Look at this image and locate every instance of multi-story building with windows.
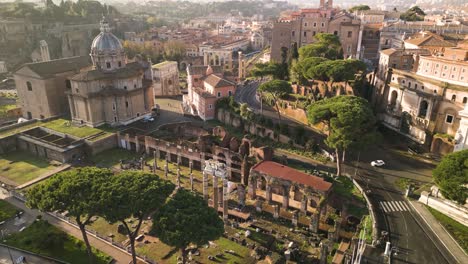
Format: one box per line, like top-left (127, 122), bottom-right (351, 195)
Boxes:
top-left (270, 0), bottom-right (361, 62)
top-left (372, 40), bottom-right (468, 154)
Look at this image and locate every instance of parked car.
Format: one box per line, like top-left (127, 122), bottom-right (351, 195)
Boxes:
top-left (371, 160), bottom-right (385, 167)
top-left (141, 116), bottom-right (154, 123)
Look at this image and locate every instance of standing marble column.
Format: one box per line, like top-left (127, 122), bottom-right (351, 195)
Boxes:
top-left (300, 196), bottom-right (308, 214)
top-left (282, 186), bottom-right (290, 209)
top-left (203, 171), bottom-right (209, 201)
top-left (273, 204), bottom-right (280, 219)
top-left (190, 173), bottom-right (194, 191)
top-left (222, 178), bottom-right (229, 222)
top-left (265, 182), bottom-right (272, 204)
top-left (213, 175), bottom-right (219, 211)
top-left (176, 168), bottom-right (181, 188)
top-left (189, 161), bottom-right (193, 173)
top-left (248, 177), bottom-right (256, 199)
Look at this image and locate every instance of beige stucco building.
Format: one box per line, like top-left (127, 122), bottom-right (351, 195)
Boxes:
top-left (67, 18), bottom-right (153, 127)
top-left (373, 41), bottom-right (468, 154)
top-left (14, 56), bottom-right (91, 120)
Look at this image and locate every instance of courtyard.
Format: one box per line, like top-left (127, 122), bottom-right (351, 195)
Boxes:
top-left (0, 150), bottom-right (57, 186)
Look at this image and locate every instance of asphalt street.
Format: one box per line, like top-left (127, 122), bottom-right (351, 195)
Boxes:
top-left (352, 154), bottom-right (456, 264)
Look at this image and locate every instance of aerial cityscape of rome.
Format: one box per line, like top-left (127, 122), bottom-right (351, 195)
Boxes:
top-left (0, 0), bottom-right (466, 263)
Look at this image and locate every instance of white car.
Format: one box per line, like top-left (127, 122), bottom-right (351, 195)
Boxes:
top-left (371, 160), bottom-right (385, 167)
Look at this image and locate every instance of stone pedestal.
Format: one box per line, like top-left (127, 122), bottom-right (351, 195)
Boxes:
top-left (273, 204), bottom-right (280, 219)
top-left (292, 211), bottom-right (299, 226)
top-left (255, 199), bottom-right (262, 213)
top-left (203, 172), bottom-right (208, 201)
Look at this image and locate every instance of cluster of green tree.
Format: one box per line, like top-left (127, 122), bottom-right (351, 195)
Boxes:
top-left (27, 167), bottom-right (224, 264)
top-left (307, 96), bottom-right (380, 176)
top-left (432, 150), bottom-right (468, 204)
top-left (0, 0), bottom-right (119, 24)
top-left (349, 5), bottom-right (370, 13)
top-left (400, 6), bottom-right (426, 21)
top-left (123, 40), bottom-right (187, 63)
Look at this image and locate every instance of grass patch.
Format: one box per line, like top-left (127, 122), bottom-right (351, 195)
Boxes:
top-left (0, 104), bottom-right (17, 116)
top-left (0, 199), bottom-right (18, 222)
top-left (333, 177), bottom-right (364, 202)
top-left (426, 206), bottom-right (468, 253)
top-left (42, 119), bottom-right (115, 139)
top-left (91, 148), bottom-right (137, 168)
top-left (5, 220), bottom-right (112, 264)
top-left (394, 178), bottom-right (414, 191)
top-left (0, 151), bottom-right (56, 185)
top-left (359, 215), bottom-right (373, 244)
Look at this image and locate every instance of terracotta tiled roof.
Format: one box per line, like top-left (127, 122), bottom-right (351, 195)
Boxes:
top-left (187, 65), bottom-right (223, 75)
top-left (405, 35), bottom-right (455, 47)
top-left (203, 74), bottom-right (235, 88)
top-left (16, 56), bottom-right (91, 79)
top-left (251, 161), bottom-right (332, 192)
top-left (70, 61), bottom-right (144, 81)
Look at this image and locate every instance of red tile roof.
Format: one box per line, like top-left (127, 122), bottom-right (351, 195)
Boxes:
top-left (251, 161), bottom-right (332, 192)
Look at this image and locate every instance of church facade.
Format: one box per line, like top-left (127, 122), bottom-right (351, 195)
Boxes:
top-left (67, 18), bottom-right (153, 127)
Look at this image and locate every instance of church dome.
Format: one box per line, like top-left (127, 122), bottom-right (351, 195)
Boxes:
top-left (91, 17), bottom-right (123, 54)
top-left (90, 17), bottom-right (126, 71)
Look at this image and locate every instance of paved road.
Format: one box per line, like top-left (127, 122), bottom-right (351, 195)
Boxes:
top-left (354, 160), bottom-right (456, 264)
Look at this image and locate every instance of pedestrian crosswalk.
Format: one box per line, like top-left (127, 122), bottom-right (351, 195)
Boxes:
top-left (379, 201), bottom-right (411, 213)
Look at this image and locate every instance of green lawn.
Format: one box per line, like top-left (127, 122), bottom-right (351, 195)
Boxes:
top-left (0, 199), bottom-right (18, 222)
top-left (359, 215), bottom-right (373, 244)
top-left (5, 220), bottom-right (112, 264)
top-left (0, 104), bottom-right (17, 117)
top-left (0, 151), bottom-right (56, 185)
top-left (333, 177), bottom-right (365, 202)
top-left (426, 206), bottom-right (468, 253)
top-left (42, 119), bottom-right (114, 139)
top-left (91, 148), bottom-right (139, 168)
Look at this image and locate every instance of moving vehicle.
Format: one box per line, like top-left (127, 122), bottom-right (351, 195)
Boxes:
top-left (371, 160), bottom-right (385, 167)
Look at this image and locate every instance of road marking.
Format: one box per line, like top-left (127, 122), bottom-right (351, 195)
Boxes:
top-left (394, 201), bottom-right (404, 211)
top-left (380, 201), bottom-right (411, 213)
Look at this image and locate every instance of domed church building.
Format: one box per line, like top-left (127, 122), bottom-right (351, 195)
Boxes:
top-left (67, 17), bottom-right (153, 127)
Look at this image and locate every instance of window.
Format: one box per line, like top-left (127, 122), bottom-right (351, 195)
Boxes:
top-left (75, 88), bottom-right (79, 93)
top-left (444, 66), bottom-right (447, 70)
top-left (112, 103), bottom-right (116, 110)
top-left (421, 86), bottom-right (424, 90)
top-left (118, 61), bottom-right (122, 67)
top-left (347, 31), bottom-right (352, 38)
top-left (124, 86), bottom-right (127, 90)
top-left (451, 75), bottom-right (455, 79)
top-left (313, 31), bottom-right (316, 36)
top-left (114, 117), bottom-right (117, 122)
top-left (106, 62), bottom-right (111, 69)
top-left (414, 84), bottom-right (418, 89)
top-left (26, 81), bottom-right (32, 91)
top-left (125, 101), bottom-right (129, 107)
top-left (228, 91), bottom-right (232, 96)
top-left (385, 39), bottom-right (389, 45)
top-left (313, 22), bottom-right (317, 27)
top-left (27, 112), bottom-right (32, 119)
top-left (321, 22), bottom-right (325, 27)
top-left (402, 80), bottom-right (405, 84)
top-left (209, 104), bottom-right (212, 109)
top-left (304, 31), bottom-right (307, 37)
top-left (292, 31), bottom-right (295, 37)
top-left (134, 84), bottom-right (137, 88)
top-left (445, 115), bottom-right (454, 124)
top-left (217, 92), bottom-right (221, 97)
top-left (451, 95), bottom-right (456, 102)
top-left (65, 80), bottom-right (71, 89)
top-left (408, 82), bottom-right (411, 88)
top-left (418, 100), bottom-right (429, 118)
top-left (433, 90), bottom-right (437, 94)
top-left (463, 97), bottom-right (467, 104)
top-left (333, 31), bottom-right (338, 35)
top-left (436, 64), bottom-right (439, 68)
top-left (137, 113), bottom-right (140, 117)
top-left (304, 23), bottom-right (308, 27)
